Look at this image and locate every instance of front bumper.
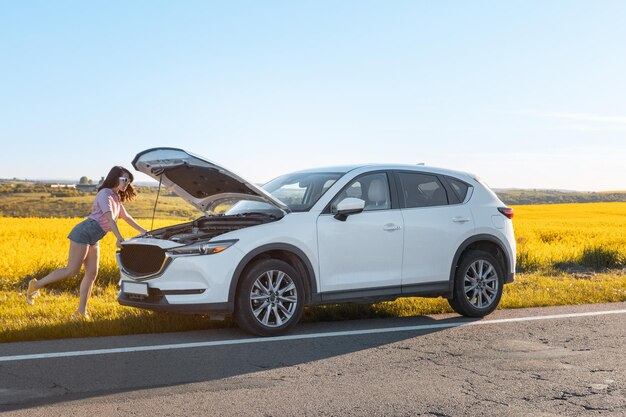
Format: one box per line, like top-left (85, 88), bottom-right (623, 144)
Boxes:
top-left (118, 290), bottom-right (233, 315)
top-left (116, 241), bottom-right (245, 314)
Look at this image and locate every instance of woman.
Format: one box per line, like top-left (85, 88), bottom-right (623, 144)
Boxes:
top-left (26, 166), bottom-right (147, 319)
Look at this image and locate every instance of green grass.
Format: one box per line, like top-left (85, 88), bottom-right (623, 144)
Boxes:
top-left (1, 286), bottom-right (234, 343)
top-left (579, 246), bottom-right (625, 269)
top-left (3, 272), bottom-right (626, 343)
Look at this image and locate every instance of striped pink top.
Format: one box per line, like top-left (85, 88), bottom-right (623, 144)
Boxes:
top-left (88, 188), bottom-right (128, 232)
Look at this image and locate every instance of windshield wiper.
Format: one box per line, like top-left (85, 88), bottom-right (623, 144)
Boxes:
top-left (235, 212), bottom-right (278, 220)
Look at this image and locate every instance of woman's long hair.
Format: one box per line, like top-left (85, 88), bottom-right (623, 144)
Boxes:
top-left (97, 166), bottom-right (137, 202)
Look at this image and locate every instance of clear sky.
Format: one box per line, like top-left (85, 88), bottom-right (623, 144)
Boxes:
top-left (1, 1), bottom-right (625, 190)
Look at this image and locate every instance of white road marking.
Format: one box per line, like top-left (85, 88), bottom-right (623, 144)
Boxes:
top-left (1, 309), bottom-right (625, 362)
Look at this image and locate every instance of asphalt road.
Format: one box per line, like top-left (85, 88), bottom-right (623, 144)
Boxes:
top-left (1, 302), bottom-right (625, 416)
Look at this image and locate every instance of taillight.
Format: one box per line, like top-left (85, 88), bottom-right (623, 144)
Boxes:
top-left (498, 207), bottom-right (514, 219)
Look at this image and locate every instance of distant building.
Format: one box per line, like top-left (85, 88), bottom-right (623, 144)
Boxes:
top-left (75, 177), bottom-right (104, 192)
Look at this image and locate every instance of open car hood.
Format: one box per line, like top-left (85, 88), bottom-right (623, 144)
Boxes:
top-left (132, 148), bottom-right (289, 213)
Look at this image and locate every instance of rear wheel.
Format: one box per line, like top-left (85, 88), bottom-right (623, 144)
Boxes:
top-left (448, 250), bottom-right (504, 317)
top-left (234, 259), bottom-right (305, 336)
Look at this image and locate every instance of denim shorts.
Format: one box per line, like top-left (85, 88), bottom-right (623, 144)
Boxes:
top-left (68, 218), bottom-right (107, 246)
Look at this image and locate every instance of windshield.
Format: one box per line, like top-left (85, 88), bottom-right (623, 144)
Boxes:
top-left (225, 200), bottom-right (284, 217)
top-left (262, 172), bottom-right (343, 212)
top-left (214, 171), bottom-right (344, 216)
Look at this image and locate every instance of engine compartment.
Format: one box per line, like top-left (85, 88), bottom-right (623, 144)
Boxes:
top-left (144, 214), bottom-right (280, 244)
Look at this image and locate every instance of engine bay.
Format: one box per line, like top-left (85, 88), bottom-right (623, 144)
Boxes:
top-left (144, 214), bottom-right (280, 244)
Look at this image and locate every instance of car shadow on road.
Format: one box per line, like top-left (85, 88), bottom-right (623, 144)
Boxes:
top-left (0, 314), bottom-right (481, 412)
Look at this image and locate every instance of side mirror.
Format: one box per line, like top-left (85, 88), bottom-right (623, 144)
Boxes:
top-left (333, 198), bottom-right (365, 221)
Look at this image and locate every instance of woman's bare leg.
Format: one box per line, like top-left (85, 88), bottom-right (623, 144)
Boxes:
top-left (34, 241), bottom-right (89, 290)
top-left (77, 244), bottom-right (100, 315)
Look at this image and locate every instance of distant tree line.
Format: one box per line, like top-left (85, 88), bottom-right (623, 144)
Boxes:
top-left (0, 183), bottom-right (49, 194)
top-left (0, 182), bottom-right (88, 197)
top-left (496, 190), bottom-right (626, 205)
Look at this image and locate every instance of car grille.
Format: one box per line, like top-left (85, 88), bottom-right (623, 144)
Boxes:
top-left (119, 244), bottom-right (167, 277)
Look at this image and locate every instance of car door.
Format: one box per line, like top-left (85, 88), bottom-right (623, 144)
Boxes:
top-left (396, 171), bottom-right (475, 288)
top-left (316, 172), bottom-right (404, 293)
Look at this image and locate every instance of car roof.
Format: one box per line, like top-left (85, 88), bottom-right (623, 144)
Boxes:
top-left (287, 163), bottom-right (475, 181)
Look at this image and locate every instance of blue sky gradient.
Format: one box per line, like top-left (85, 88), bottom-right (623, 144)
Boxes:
top-left (1, 1), bottom-right (625, 190)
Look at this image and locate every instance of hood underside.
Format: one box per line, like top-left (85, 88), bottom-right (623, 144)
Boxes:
top-left (132, 148), bottom-right (289, 213)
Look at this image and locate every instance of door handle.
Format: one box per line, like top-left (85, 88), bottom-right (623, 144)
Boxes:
top-left (452, 217), bottom-right (470, 223)
top-left (383, 223), bottom-right (402, 231)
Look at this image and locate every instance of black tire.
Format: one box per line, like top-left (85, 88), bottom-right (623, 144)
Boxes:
top-left (234, 258), bottom-right (305, 336)
top-left (448, 250), bottom-right (504, 317)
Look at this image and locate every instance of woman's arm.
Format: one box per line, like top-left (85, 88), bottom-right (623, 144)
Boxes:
top-left (119, 204), bottom-right (148, 235)
top-left (104, 212), bottom-right (125, 248)
top-left (123, 214), bottom-right (148, 235)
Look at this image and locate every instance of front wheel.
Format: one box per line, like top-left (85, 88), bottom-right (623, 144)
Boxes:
top-left (447, 250), bottom-right (504, 317)
top-left (234, 259), bottom-right (305, 336)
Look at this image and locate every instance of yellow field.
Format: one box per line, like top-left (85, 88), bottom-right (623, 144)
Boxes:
top-left (0, 217), bottom-right (181, 290)
top-left (2, 202), bottom-right (626, 342)
top-left (513, 202), bottom-right (626, 270)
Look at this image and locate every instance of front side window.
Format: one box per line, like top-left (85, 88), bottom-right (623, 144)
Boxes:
top-left (331, 173), bottom-right (391, 212)
top-left (399, 172), bottom-right (448, 208)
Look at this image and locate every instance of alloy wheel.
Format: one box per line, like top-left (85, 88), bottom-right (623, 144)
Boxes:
top-left (249, 269), bottom-right (298, 327)
top-left (463, 259), bottom-right (499, 309)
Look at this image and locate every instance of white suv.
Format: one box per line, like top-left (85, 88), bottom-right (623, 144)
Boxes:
top-left (117, 148), bottom-right (516, 336)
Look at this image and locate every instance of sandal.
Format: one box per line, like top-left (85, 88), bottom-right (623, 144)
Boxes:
top-left (71, 310), bottom-right (91, 320)
top-left (26, 278), bottom-right (39, 305)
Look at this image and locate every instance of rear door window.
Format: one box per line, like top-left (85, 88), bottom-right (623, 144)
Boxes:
top-left (398, 173), bottom-right (448, 208)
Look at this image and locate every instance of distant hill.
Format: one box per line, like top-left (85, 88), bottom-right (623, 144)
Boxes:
top-left (0, 182), bottom-right (195, 219)
top-left (494, 189), bottom-right (626, 205)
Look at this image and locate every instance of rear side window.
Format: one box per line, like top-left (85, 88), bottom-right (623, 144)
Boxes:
top-left (445, 176), bottom-right (470, 203)
top-left (398, 173), bottom-right (448, 208)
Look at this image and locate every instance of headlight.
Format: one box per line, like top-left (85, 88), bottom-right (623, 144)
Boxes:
top-left (166, 240), bottom-right (238, 256)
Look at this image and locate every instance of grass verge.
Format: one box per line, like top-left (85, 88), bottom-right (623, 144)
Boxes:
top-left (3, 271), bottom-right (626, 343)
